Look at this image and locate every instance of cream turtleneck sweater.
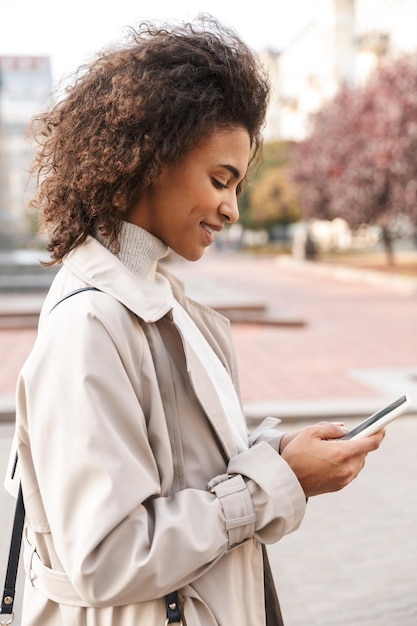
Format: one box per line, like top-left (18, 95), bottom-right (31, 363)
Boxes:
top-left (99, 221), bottom-right (248, 452)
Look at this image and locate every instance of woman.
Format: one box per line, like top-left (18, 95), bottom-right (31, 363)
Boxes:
top-left (9, 16), bottom-right (384, 625)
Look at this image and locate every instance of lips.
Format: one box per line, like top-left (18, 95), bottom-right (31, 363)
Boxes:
top-left (201, 223), bottom-right (215, 236)
top-left (201, 223), bottom-right (214, 245)
top-left (202, 221), bottom-right (223, 234)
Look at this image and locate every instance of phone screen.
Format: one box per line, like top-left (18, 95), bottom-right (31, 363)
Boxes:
top-left (340, 395), bottom-right (408, 440)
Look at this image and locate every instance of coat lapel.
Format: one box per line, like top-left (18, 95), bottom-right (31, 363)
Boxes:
top-left (177, 331), bottom-right (238, 460)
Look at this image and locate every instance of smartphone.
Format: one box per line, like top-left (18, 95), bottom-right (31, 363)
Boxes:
top-left (340, 394), bottom-right (411, 440)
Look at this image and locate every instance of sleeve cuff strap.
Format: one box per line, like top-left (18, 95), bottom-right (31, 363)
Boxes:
top-left (208, 474), bottom-right (256, 548)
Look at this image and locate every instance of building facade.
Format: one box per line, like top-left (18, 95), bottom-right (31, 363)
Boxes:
top-left (263, 0), bottom-right (417, 141)
top-left (0, 55), bottom-right (51, 247)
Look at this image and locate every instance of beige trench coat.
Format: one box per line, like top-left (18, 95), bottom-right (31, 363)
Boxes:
top-left (10, 236), bottom-right (306, 625)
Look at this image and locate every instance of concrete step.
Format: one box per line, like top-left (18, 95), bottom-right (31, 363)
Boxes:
top-left (0, 292), bottom-right (306, 328)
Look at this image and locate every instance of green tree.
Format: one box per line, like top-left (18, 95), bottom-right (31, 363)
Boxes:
top-left (250, 167), bottom-right (300, 230)
top-left (240, 141), bottom-right (301, 235)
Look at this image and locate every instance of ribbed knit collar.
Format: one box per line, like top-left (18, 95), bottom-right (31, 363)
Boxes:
top-left (97, 221), bottom-right (169, 283)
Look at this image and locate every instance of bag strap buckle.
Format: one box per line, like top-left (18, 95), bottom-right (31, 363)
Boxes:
top-left (0, 611), bottom-right (15, 625)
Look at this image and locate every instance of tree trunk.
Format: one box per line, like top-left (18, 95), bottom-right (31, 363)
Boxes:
top-left (381, 226), bottom-right (395, 265)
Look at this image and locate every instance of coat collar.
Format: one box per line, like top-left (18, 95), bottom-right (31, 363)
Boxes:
top-left (63, 236), bottom-right (173, 322)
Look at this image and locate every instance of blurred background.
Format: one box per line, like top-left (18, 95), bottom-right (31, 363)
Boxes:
top-left (1, 0), bottom-right (417, 283)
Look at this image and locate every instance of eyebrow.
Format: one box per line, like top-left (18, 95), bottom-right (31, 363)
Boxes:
top-left (219, 164), bottom-right (242, 179)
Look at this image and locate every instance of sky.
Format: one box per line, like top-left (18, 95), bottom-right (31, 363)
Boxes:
top-left (0, 0), bottom-right (316, 84)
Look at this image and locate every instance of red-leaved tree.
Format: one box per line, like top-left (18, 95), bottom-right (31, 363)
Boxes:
top-left (291, 54), bottom-right (417, 262)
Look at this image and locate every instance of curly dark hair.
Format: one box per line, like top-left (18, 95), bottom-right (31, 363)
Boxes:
top-left (28, 15), bottom-right (270, 263)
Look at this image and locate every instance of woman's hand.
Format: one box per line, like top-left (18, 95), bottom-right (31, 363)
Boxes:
top-left (280, 422), bottom-right (385, 498)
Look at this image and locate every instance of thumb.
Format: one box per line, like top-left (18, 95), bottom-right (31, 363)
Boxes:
top-left (314, 421), bottom-right (349, 440)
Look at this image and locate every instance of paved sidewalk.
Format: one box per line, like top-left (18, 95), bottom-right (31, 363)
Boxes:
top-left (2, 251), bottom-right (417, 421)
top-left (171, 251), bottom-right (417, 422)
top-left (1, 252), bottom-right (417, 625)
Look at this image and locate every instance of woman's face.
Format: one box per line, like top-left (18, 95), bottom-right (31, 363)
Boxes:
top-left (127, 127), bottom-right (251, 261)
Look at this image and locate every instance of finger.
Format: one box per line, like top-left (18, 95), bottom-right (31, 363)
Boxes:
top-left (313, 422), bottom-right (349, 439)
top-left (345, 431), bottom-right (385, 454)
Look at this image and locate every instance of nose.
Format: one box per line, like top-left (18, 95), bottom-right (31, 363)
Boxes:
top-left (219, 193), bottom-right (239, 224)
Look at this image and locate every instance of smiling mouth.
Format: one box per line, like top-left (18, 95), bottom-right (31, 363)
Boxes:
top-left (201, 223), bottom-right (215, 236)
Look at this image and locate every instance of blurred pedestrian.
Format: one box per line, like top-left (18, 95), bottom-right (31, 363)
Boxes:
top-left (7, 15), bottom-right (384, 626)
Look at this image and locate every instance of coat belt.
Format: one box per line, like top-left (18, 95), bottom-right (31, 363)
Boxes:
top-left (24, 527), bottom-right (88, 608)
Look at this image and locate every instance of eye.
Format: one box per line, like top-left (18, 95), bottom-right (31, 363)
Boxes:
top-left (212, 178), bottom-right (229, 190)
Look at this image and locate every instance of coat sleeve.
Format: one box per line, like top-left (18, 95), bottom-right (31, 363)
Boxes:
top-left (17, 294), bottom-right (305, 608)
top-left (248, 415), bottom-right (286, 452)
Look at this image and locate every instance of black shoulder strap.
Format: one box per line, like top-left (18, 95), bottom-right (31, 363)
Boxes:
top-left (1, 483), bottom-right (25, 617)
top-left (49, 287), bottom-right (101, 313)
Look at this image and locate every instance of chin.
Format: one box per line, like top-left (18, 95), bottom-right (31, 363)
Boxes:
top-left (190, 250), bottom-right (206, 262)
top-left (176, 248), bottom-right (205, 262)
